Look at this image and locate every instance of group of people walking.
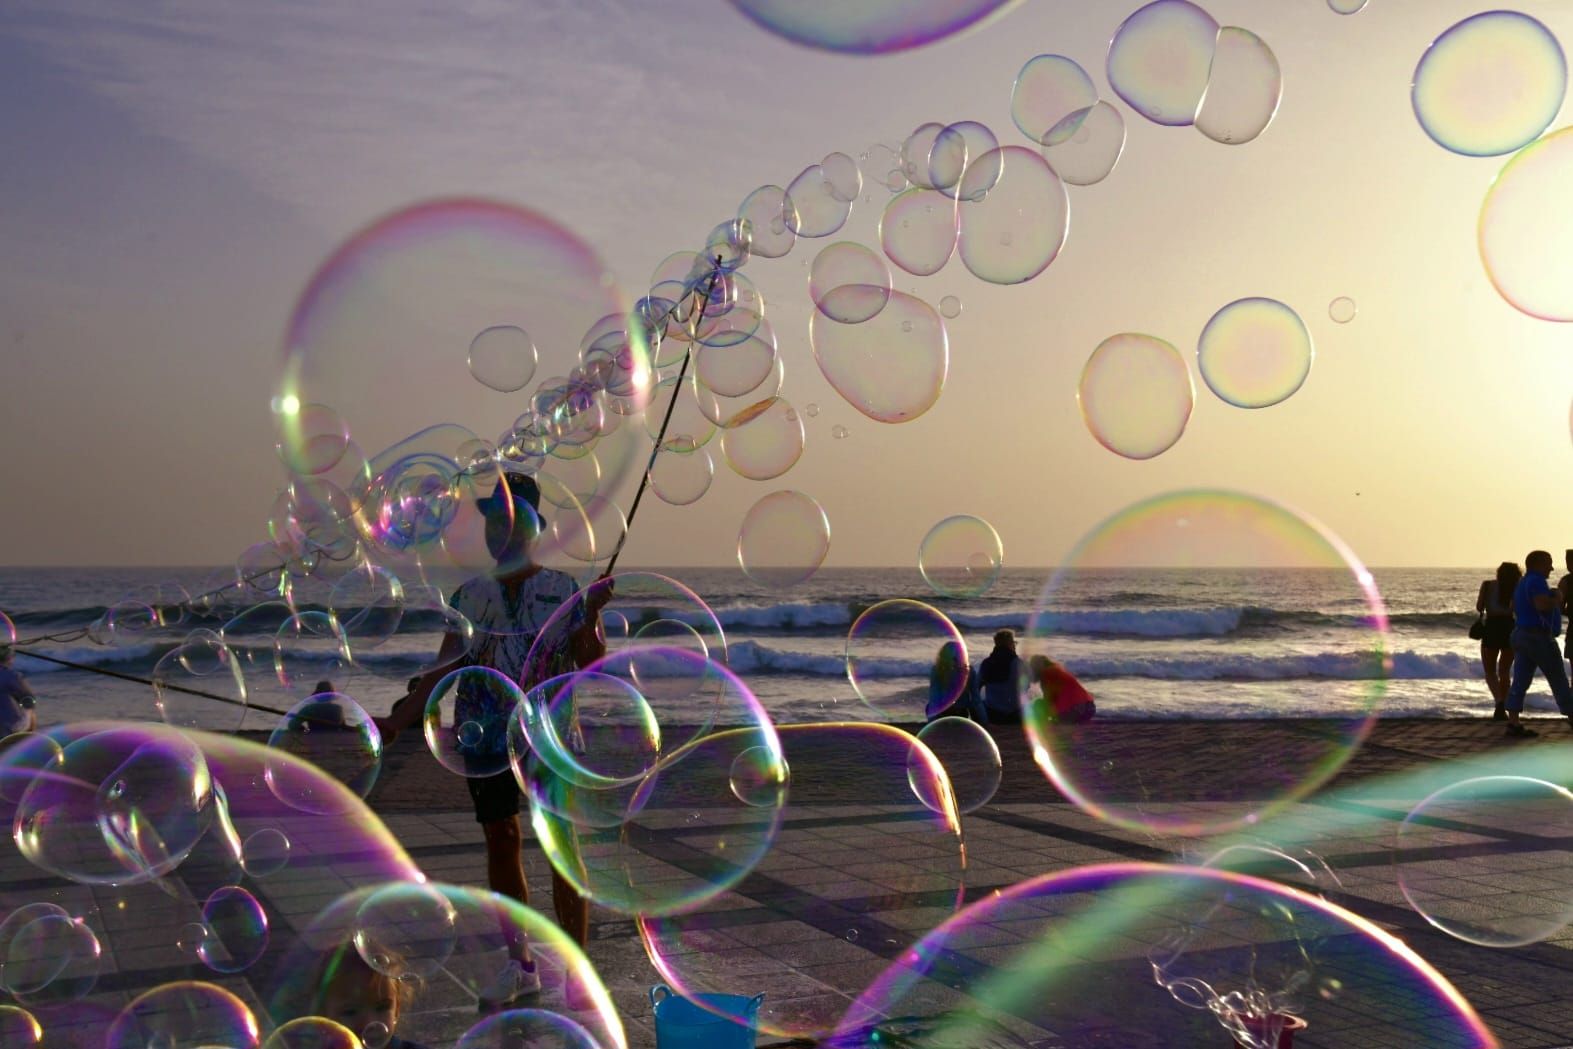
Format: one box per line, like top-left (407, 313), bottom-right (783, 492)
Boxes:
top-left (929, 629), bottom-right (1095, 726)
top-left (1475, 549), bottom-right (1573, 737)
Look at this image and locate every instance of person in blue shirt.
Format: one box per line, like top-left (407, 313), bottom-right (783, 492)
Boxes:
top-left (1505, 550), bottom-right (1573, 737)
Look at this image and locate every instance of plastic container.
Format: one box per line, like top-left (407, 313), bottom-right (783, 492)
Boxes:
top-left (650, 984), bottom-right (764, 1049)
top-left (1233, 1014), bottom-right (1308, 1048)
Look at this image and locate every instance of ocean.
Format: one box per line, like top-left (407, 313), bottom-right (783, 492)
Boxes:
top-left (0, 564), bottom-right (1537, 733)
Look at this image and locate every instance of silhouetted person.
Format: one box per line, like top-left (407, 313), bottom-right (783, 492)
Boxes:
top-left (927, 640), bottom-right (983, 721)
top-left (1475, 561), bottom-right (1520, 720)
top-left (975, 630), bottom-right (1025, 725)
top-left (1505, 550), bottom-right (1573, 737)
top-left (0, 646), bottom-right (38, 737)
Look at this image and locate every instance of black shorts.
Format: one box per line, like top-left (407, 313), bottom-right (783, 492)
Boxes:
top-left (466, 768), bottom-right (521, 824)
top-left (986, 706), bottom-right (1022, 725)
top-left (1484, 616), bottom-right (1514, 650)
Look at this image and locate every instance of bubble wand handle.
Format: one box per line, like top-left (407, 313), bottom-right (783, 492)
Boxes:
top-left (601, 257), bottom-right (723, 577)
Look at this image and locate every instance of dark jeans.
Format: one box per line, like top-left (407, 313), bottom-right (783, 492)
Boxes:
top-left (1507, 628), bottom-right (1573, 715)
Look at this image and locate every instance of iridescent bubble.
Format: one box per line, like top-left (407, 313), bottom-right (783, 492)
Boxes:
top-left (275, 402), bottom-right (352, 477)
top-left (1478, 125), bottom-right (1573, 321)
top-left (836, 863), bottom-right (1494, 1048)
top-left (933, 120), bottom-right (1001, 201)
top-left (1413, 11), bottom-right (1567, 157)
top-left (696, 353), bottom-right (784, 428)
top-left (1022, 489), bottom-right (1388, 836)
top-left (328, 561), bottom-right (404, 651)
top-left (1196, 26), bottom-right (1282, 146)
top-left (913, 716), bottom-right (1001, 814)
top-left (644, 374), bottom-right (718, 451)
top-left (938, 294), bottom-right (961, 318)
top-left (1329, 0), bottom-right (1366, 11)
top-left (515, 670), bottom-right (662, 791)
top-left (737, 490), bottom-right (832, 588)
top-left (273, 611), bottom-right (354, 698)
top-left (641, 722), bottom-right (963, 1043)
top-left (1397, 776), bottom-right (1573, 947)
top-left (266, 692), bottom-right (383, 814)
top-left (705, 217), bottom-right (753, 272)
top-left (848, 600), bottom-right (968, 721)
top-left (1196, 297), bottom-right (1314, 408)
top-left (725, 0), bottom-right (1020, 54)
top-left (1078, 332), bottom-right (1195, 459)
top-left (900, 122), bottom-right (946, 189)
top-left (650, 443), bottom-right (715, 506)
top-left (467, 325), bottom-right (538, 393)
top-left (423, 666), bottom-right (523, 779)
top-left (196, 886), bottom-right (269, 974)
top-left (1329, 295), bottom-right (1357, 323)
top-left (0, 906), bottom-right (100, 1002)
top-left (456, 1009), bottom-right (603, 1049)
top-left (695, 314), bottom-right (777, 397)
top-left (718, 396), bottom-right (806, 481)
top-left (918, 514), bottom-right (1004, 598)
top-left (879, 188), bottom-right (958, 276)
top-left (1106, 0), bottom-right (1220, 126)
top-left (1011, 54), bottom-right (1098, 145)
top-left (263, 1017), bottom-right (361, 1049)
top-left (809, 241), bottom-right (892, 323)
top-left (738, 185), bottom-right (796, 259)
top-left (832, 424), bottom-right (849, 439)
top-left (729, 745), bottom-right (790, 807)
top-left (105, 981), bottom-right (261, 1049)
top-left (352, 882), bottom-right (459, 981)
top-left (956, 146), bottom-right (1069, 284)
top-left (785, 164), bottom-right (851, 239)
top-left (0, 1006), bottom-right (42, 1047)
top-left (241, 827), bottom-right (292, 878)
top-left (821, 151), bottom-right (863, 202)
top-left (152, 630), bottom-right (248, 733)
top-left (810, 291), bottom-right (948, 423)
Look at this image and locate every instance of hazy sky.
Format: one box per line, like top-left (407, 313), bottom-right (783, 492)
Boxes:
top-left (2, 0), bottom-right (1571, 570)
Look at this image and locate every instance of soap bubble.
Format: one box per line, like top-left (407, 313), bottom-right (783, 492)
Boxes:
top-left (1106, 0), bottom-right (1220, 126)
top-left (718, 397), bottom-right (806, 481)
top-left (696, 354), bottom-right (784, 428)
top-left (1329, 0), bottom-right (1367, 12)
top-left (152, 630), bottom-right (249, 733)
top-left (725, 0), bottom-right (1020, 54)
top-left (266, 692), bottom-right (383, 814)
top-left (836, 863), bottom-right (1493, 1048)
top-left (263, 1017), bottom-right (361, 1049)
top-left (932, 120), bottom-right (1001, 202)
top-left (1078, 332), bottom-right (1194, 459)
top-left (274, 611), bottom-right (355, 698)
top-left (1011, 54), bottom-right (1098, 145)
top-left (276, 402), bottom-right (353, 477)
top-left (810, 291), bottom-right (948, 423)
top-left (650, 443), bottom-right (715, 506)
top-left (695, 314), bottom-right (777, 397)
top-left (350, 882), bottom-right (458, 982)
top-left (738, 490), bottom-right (832, 588)
top-left (918, 514), bottom-right (1004, 598)
top-left (1195, 26), bottom-right (1282, 146)
top-left (809, 241), bottom-right (892, 324)
top-left (641, 722), bottom-right (963, 1043)
top-left (515, 670), bottom-right (661, 791)
top-left (328, 562), bottom-right (405, 650)
top-left (785, 164), bottom-right (851, 239)
top-left (643, 375), bottom-right (718, 452)
top-left (832, 424), bottom-right (850, 439)
top-left (1196, 297), bottom-right (1314, 408)
top-left (1413, 11), bottom-right (1566, 157)
top-left (456, 1009), bottom-right (603, 1049)
top-left (468, 325), bottom-right (538, 392)
top-left (241, 827), bottom-right (292, 878)
top-left (0, 1006), bottom-right (41, 1046)
top-left (848, 599), bottom-right (969, 720)
top-left (1329, 296), bottom-right (1357, 323)
top-left (913, 716), bottom-right (1000, 814)
top-left (1044, 100), bottom-right (1127, 178)
top-left (1478, 125), bottom-right (1573, 321)
top-left (738, 185), bottom-right (796, 259)
top-left (1397, 776), bottom-right (1573, 947)
top-left (900, 123), bottom-right (946, 189)
top-left (424, 666), bottom-right (524, 779)
top-left (196, 886), bottom-right (269, 974)
top-left (878, 188), bottom-right (958, 276)
top-left (1023, 489), bottom-right (1388, 836)
top-left (938, 295), bottom-right (961, 318)
top-left (821, 151), bottom-right (863, 202)
top-left (105, 981), bottom-right (261, 1049)
top-left (0, 904), bottom-right (101, 1002)
top-left (729, 745), bottom-right (790, 807)
top-left (957, 146), bottom-right (1069, 284)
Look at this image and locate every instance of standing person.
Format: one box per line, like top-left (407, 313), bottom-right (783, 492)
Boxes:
top-left (0, 646), bottom-right (38, 737)
top-left (1504, 549), bottom-right (1573, 737)
top-left (975, 630), bottom-right (1026, 725)
top-left (374, 472), bottom-right (610, 1009)
top-left (1558, 550), bottom-right (1573, 681)
top-left (1475, 562), bottom-right (1520, 720)
top-left (927, 641), bottom-right (983, 721)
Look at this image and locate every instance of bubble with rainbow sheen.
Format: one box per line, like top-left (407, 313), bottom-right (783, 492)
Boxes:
top-left (918, 514), bottom-right (1003, 598)
top-left (726, 0), bottom-right (1020, 54)
top-left (913, 716), bottom-right (1000, 813)
top-left (784, 163), bottom-right (851, 239)
top-left (266, 691), bottom-right (383, 814)
top-left (931, 120), bottom-right (1001, 202)
top-left (1195, 26), bottom-right (1282, 146)
top-left (0, 903), bottom-right (101, 1004)
top-left (263, 1016), bottom-right (361, 1049)
top-left (278, 198), bottom-right (637, 497)
top-left (728, 744), bottom-right (790, 807)
top-left (901, 122), bottom-right (946, 190)
top-left (1329, 295), bottom-right (1357, 323)
top-left (1022, 489), bottom-right (1388, 837)
top-left (1413, 11), bottom-right (1566, 158)
top-left (1196, 297), bottom-right (1313, 409)
top-left (717, 396), bottom-right (805, 482)
top-left (1041, 99), bottom-right (1127, 185)
top-left (737, 489), bottom-right (832, 589)
top-left (152, 629), bottom-right (248, 733)
top-left (649, 443), bottom-right (714, 506)
top-left (641, 721), bottom-right (964, 1043)
top-left (457, 1008), bottom-right (604, 1049)
top-left (467, 324), bottom-right (537, 393)
top-left (1478, 125), bottom-right (1573, 321)
top-left (1397, 775), bottom-right (1573, 947)
top-left (423, 666), bottom-right (523, 779)
top-left (275, 402), bottom-right (352, 478)
top-left (0, 1005), bottom-right (42, 1047)
top-left (106, 981), bottom-right (261, 1049)
top-left (695, 312), bottom-right (777, 398)
top-left (1012, 54), bottom-right (1098, 145)
top-left (1106, 0), bottom-right (1220, 127)
top-left (195, 886), bottom-right (269, 975)
top-left (1078, 332), bottom-right (1194, 459)
top-left (737, 184), bottom-right (796, 259)
top-left (809, 241), bottom-right (892, 324)
top-left (878, 187), bottom-right (958, 276)
top-left (528, 652), bottom-right (786, 918)
top-left (810, 291), bottom-right (948, 423)
top-left (513, 670), bottom-right (662, 792)
top-left (848, 599), bottom-right (970, 721)
top-left (831, 863), bottom-right (1496, 1048)
top-left (956, 146), bottom-right (1069, 285)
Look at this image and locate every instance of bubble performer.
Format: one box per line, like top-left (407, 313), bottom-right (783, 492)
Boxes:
top-left (373, 471), bottom-right (612, 1010)
top-left (0, 644), bottom-right (38, 736)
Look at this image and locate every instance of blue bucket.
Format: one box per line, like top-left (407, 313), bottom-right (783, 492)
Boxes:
top-left (650, 983), bottom-right (764, 1049)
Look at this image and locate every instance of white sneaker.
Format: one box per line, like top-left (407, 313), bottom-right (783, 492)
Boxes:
top-left (476, 959), bottom-right (542, 1012)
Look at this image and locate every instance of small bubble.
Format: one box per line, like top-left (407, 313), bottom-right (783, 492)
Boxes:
top-left (832, 425), bottom-right (850, 439)
top-left (845, 929), bottom-right (860, 942)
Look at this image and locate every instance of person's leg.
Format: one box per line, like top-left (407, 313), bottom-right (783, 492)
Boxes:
top-left (1496, 648), bottom-right (1514, 711)
top-left (1529, 634), bottom-right (1573, 717)
top-left (1505, 631), bottom-right (1537, 726)
top-left (1480, 642), bottom-right (1505, 707)
top-left (481, 815), bottom-right (535, 966)
top-left (549, 865), bottom-right (589, 948)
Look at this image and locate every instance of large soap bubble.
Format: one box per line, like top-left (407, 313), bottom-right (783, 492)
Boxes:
top-left (832, 863), bottom-right (1495, 1048)
top-left (718, 396), bottom-right (806, 481)
top-left (266, 691), bottom-right (383, 814)
top-left (1078, 332), bottom-right (1195, 459)
top-left (956, 146), bottom-right (1069, 284)
top-left (918, 514), bottom-right (1003, 598)
top-left (1478, 125), bottom-right (1573, 321)
top-left (1022, 489), bottom-right (1388, 836)
top-left (725, 0), bottom-right (1020, 55)
top-left (1196, 297), bottom-right (1314, 408)
top-left (1195, 26), bottom-right (1282, 146)
top-left (913, 716), bottom-right (1000, 814)
top-left (423, 666), bottom-right (523, 779)
top-left (848, 599), bottom-right (969, 720)
top-left (106, 981), bottom-right (261, 1049)
top-left (810, 291), bottom-right (948, 422)
top-left (809, 241), bottom-right (892, 324)
top-left (1412, 11), bottom-right (1566, 157)
top-left (737, 490), bottom-right (832, 588)
top-left (1106, 0), bottom-right (1220, 126)
top-left (1011, 54), bottom-right (1097, 145)
top-left (1041, 100), bottom-right (1127, 186)
top-left (152, 629), bottom-right (249, 733)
